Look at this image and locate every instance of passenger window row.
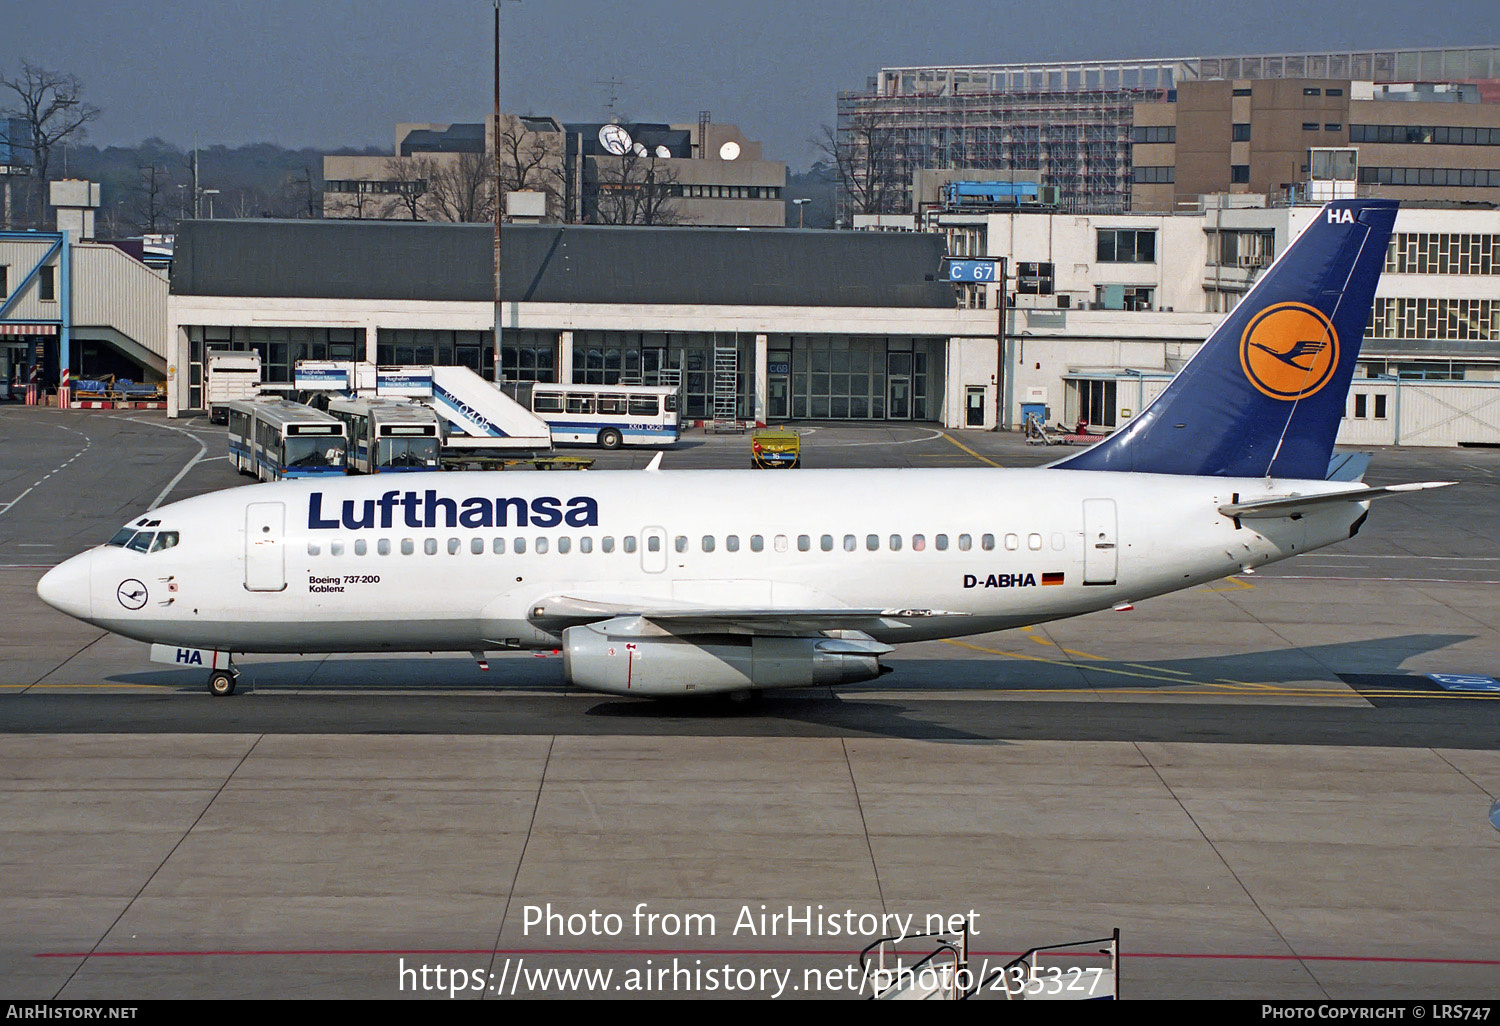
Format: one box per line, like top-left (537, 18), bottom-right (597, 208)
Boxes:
top-left (305, 532), bottom-right (1068, 557)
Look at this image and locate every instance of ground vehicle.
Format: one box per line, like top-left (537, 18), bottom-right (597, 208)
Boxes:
top-left (205, 350), bottom-right (263, 424)
top-left (225, 399), bottom-right (348, 481)
top-left (522, 383), bottom-right (680, 448)
top-left (751, 427), bottom-right (800, 468)
top-left (326, 397), bottom-right (442, 474)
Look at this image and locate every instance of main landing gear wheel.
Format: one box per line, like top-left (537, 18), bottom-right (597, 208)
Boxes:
top-left (598, 428), bottom-right (623, 450)
top-left (207, 669), bottom-right (238, 697)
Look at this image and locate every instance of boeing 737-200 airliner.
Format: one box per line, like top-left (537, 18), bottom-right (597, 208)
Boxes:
top-left (38, 199), bottom-right (1451, 698)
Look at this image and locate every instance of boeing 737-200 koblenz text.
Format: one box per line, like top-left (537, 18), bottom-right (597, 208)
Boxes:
top-left (38, 200), bottom-right (1452, 698)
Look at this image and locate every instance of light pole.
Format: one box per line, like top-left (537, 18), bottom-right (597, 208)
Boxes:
top-left (792, 197), bottom-right (810, 229)
top-left (202, 188), bottom-right (219, 218)
top-left (493, 0), bottom-right (521, 383)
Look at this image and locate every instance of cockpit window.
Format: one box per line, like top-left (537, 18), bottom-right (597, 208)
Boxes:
top-left (150, 531), bottom-right (179, 552)
top-left (107, 528), bottom-right (136, 547)
top-left (126, 531), bottom-right (155, 553)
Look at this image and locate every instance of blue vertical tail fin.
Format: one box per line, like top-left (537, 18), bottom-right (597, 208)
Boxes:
top-left (1054, 199), bottom-right (1398, 479)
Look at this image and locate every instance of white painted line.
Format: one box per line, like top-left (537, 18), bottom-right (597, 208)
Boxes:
top-left (0, 485), bottom-right (36, 516)
top-left (107, 416), bottom-right (211, 511)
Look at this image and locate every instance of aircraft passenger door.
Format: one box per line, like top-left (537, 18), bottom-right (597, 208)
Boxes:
top-left (245, 502), bottom-right (287, 592)
top-left (1082, 499), bottom-right (1118, 586)
top-left (641, 526), bottom-right (668, 574)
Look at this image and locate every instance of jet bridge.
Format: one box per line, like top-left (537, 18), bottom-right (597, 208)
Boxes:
top-left (294, 361), bottom-right (552, 455)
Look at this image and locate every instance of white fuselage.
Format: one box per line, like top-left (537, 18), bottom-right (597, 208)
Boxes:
top-left (40, 467), bottom-right (1365, 656)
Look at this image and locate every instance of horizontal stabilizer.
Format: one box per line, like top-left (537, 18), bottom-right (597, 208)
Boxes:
top-left (1325, 452), bottom-right (1372, 482)
top-left (1219, 481), bottom-right (1454, 520)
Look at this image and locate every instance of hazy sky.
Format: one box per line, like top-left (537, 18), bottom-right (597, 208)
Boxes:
top-left (6, 1), bottom-right (1500, 170)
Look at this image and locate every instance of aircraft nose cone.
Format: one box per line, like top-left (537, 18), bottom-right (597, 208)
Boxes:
top-left (37, 551), bottom-right (94, 623)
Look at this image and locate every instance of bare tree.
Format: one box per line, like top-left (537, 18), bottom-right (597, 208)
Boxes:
top-left (132, 164), bottom-right (173, 233)
top-left (0, 61), bottom-right (101, 225)
top-left (590, 148), bottom-right (682, 225)
top-left (819, 109), bottom-right (902, 220)
top-left (423, 151), bottom-right (495, 223)
top-left (380, 155), bottom-right (429, 220)
top-left (323, 182), bottom-right (374, 220)
top-left (496, 119), bottom-right (562, 218)
top-left (268, 163), bottom-right (322, 219)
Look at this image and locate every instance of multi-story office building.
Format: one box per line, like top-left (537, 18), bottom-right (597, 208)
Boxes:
top-left (835, 45), bottom-right (1500, 217)
top-left (324, 116), bottom-right (786, 227)
top-left (1132, 79), bottom-right (1500, 210)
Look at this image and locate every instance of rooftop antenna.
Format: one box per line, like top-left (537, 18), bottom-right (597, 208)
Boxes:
top-left (595, 77), bottom-right (625, 120)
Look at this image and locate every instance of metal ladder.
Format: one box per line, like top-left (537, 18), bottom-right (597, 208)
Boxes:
top-left (711, 335), bottom-right (741, 433)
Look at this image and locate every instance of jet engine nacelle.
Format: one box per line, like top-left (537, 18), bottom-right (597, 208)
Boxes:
top-left (562, 624), bottom-right (890, 697)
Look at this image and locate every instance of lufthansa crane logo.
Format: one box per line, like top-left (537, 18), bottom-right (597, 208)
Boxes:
top-left (1239, 302), bottom-right (1340, 401)
top-left (116, 579), bottom-right (148, 610)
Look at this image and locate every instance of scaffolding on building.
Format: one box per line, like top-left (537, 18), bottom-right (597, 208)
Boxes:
top-left (836, 86), bottom-right (1160, 219)
top-left (833, 45), bottom-right (1500, 222)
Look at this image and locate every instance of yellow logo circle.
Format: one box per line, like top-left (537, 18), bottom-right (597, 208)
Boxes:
top-left (1239, 302), bottom-right (1340, 400)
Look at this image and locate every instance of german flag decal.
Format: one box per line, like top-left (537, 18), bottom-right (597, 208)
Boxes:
top-left (1042, 572), bottom-right (1065, 586)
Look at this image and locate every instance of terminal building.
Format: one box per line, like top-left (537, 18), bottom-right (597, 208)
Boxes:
top-left (163, 206), bottom-right (1500, 446)
top-left (166, 219), bottom-right (1008, 428)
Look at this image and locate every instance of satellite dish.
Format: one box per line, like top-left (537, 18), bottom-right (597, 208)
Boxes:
top-left (718, 141), bottom-right (740, 160)
top-left (598, 124), bottom-right (632, 156)
top-left (655, 145), bottom-right (672, 158)
top-left (632, 142), bottom-right (648, 156)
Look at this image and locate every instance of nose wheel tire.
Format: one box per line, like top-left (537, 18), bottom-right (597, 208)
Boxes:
top-left (208, 669), bottom-right (238, 697)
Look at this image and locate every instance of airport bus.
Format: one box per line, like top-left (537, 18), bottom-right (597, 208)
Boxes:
top-left (225, 399), bottom-right (348, 481)
top-left (515, 383), bottom-right (680, 448)
top-left (326, 397), bottom-right (442, 474)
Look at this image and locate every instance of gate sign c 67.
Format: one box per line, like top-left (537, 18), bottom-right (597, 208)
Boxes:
top-left (948, 259), bottom-right (999, 282)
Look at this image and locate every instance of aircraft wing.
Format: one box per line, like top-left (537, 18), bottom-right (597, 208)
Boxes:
top-left (1219, 481), bottom-right (1454, 520)
top-left (523, 594), bottom-right (944, 637)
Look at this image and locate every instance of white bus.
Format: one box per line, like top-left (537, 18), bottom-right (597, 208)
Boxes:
top-left (326, 397), bottom-right (442, 474)
top-left (520, 383), bottom-right (680, 448)
top-left (225, 399), bottom-right (348, 481)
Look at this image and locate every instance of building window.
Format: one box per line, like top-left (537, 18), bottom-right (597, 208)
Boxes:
top-left (38, 265), bottom-right (55, 302)
top-left (1303, 87), bottom-right (1322, 96)
top-left (0, 265), bottom-right (7, 298)
top-left (1132, 166), bottom-right (1175, 184)
top-left (1131, 125), bottom-right (1176, 144)
top-left (1383, 233), bottom-right (1500, 276)
top-left (1325, 123), bottom-right (1342, 132)
top-left (1231, 165), bottom-right (1250, 184)
top-left (1326, 88), bottom-right (1344, 97)
top-left (1096, 228), bottom-right (1156, 263)
top-left (1232, 87), bottom-right (1252, 96)
top-left (1232, 123), bottom-right (1251, 142)
top-left (1371, 297), bottom-right (1500, 341)
top-left (1302, 122), bottom-right (1321, 131)
top-left (1352, 125), bottom-right (1500, 146)
top-left (955, 283), bottom-right (987, 309)
top-left (1360, 167), bottom-right (1500, 188)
